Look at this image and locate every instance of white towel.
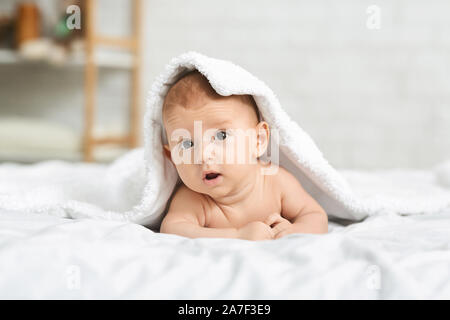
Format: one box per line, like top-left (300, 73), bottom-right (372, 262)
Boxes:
top-left (1, 51), bottom-right (449, 229)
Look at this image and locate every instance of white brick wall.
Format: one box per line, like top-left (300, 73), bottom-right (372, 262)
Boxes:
top-left (143, 0), bottom-right (450, 169)
top-left (0, 0), bottom-right (449, 168)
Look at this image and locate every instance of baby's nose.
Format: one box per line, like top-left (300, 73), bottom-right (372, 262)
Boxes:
top-left (200, 141), bottom-right (218, 164)
top-left (202, 144), bottom-right (215, 163)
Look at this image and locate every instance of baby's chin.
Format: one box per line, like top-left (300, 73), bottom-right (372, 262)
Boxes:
top-left (186, 181), bottom-right (231, 198)
top-left (198, 184), bottom-right (228, 197)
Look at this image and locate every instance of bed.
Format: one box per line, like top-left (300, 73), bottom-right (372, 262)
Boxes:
top-left (0, 161), bottom-right (449, 299)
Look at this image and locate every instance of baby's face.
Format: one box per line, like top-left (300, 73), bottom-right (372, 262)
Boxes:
top-left (163, 96), bottom-right (268, 198)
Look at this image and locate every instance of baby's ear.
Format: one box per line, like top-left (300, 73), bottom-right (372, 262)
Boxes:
top-left (163, 144), bottom-right (172, 162)
top-left (255, 121), bottom-right (270, 158)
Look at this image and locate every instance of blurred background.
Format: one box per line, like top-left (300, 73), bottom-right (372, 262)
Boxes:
top-left (0, 0), bottom-right (448, 169)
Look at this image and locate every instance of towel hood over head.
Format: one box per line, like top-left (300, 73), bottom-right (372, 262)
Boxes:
top-left (116, 51), bottom-right (450, 229)
top-left (1, 51), bottom-right (449, 227)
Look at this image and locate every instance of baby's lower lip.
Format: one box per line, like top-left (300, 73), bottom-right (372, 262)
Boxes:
top-left (202, 174), bottom-right (223, 187)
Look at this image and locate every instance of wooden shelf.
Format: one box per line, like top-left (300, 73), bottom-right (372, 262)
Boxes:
top-left (0, 0), bottom-right (142, 163)
top-left (0, 49), bottom-right (18, 64)
top-left (0, 48), bottom-right (134, 69)
top-left (0, 147), bottom-right (129, 164)
top-left (0, 117), bottom-right (129, 163)
top-left (83, 0), bottom-right (142, 162)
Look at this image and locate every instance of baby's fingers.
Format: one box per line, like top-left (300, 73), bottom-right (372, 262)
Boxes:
top-left (271, 221), bottom-right (291, 235)
top-left (275, 230), bottom-right (289, 239)
top-left (265, 226), bottom-right (276, 239)
top-left (265, 213), bottom-right (285, 227)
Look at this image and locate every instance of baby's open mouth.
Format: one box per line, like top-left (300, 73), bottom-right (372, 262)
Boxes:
top-left (202, 171), bottom-right (222, 186)
top-left (205, 173), bottom-right (220, 180)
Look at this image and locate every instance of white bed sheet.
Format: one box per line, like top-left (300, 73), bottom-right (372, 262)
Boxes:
top-left (0, 207), bottom-right (449, 299)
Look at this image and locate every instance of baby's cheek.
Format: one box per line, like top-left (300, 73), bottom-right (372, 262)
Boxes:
top-left (176, 165), bottom-right (201, 190)
top-left (171, 147), bottom-right (195, 165)
top-left (226, 135), bottom-right (256, 165)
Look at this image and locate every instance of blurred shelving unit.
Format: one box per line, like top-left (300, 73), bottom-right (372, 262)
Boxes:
top-left (83, 0), bottom-right (142, 162)
top-left (0, 47), bottom-right (134, 69)
top-left (0, 0), bottom-right (142, 163)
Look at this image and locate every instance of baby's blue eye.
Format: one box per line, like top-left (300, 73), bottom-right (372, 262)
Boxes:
top-left (181, 139), bottom-right (193, 149)
top-left (216, 130), bottom-right (227, 141)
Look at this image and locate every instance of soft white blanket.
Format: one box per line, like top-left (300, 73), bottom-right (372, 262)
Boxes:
top-left (1, 52), bottom-right (449, 228)
top-left (1, 204), bottom-right (449, 299)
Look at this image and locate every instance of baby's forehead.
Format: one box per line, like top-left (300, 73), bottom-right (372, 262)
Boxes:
top-left (164, 71), bottom-right (217, 109)
top-left (162, 71), bottom-right (259, 127)
top-left (164, 99), bottom-right (240, 125)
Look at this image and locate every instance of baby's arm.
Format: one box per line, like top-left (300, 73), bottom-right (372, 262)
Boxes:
top-left (275, 168), bottom-right (328, 237)
top-left (160, 185), bottom-right (239, 239)
top-left (161, 185), bottom-right (274, 240)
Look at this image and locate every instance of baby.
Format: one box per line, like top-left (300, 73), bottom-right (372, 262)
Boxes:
top-left (160, 71), bottom-right (328, 240)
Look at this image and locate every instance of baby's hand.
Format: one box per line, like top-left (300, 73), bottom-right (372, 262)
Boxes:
top-left (265, 213), bottom-right (293, 239)
top-left (237, 221), bottom-right (274, 241)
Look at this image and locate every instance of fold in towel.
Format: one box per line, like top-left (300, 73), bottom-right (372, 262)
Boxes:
top-left (1, 52), bottom-right (450, 228)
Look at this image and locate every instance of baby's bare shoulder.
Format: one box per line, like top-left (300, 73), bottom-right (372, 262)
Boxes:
top-left (164, 184), bottom-right (208, 226)
top-left (172, 184), bottom-right (205, 203)
top-left (271, 166), bottom-right (300, 187)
